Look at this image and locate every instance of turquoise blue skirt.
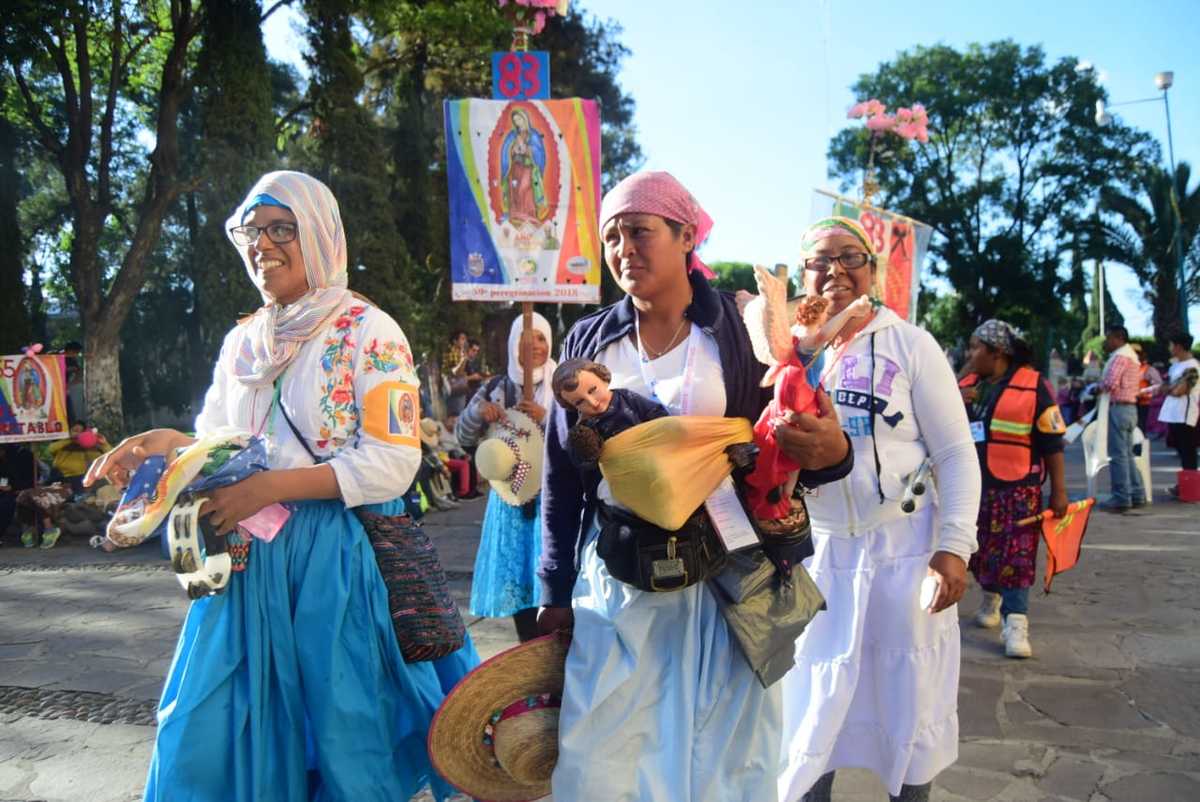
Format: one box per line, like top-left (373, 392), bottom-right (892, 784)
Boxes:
top-left (469, 491), bottom-right (542, 617)
top-left (142, 499), bottom-right (478, 802)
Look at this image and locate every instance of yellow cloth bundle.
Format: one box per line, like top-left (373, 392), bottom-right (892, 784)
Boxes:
top-left (598, 416), bottom-right (753, 531)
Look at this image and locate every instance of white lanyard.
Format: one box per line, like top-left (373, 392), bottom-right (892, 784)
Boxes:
top-left (633, 314), bottom-right (699, 415)
top-left (633, 314), bottom-right (759, 551)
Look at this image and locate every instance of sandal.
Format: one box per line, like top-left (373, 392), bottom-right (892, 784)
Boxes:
top-left (89, 534), bottom-right (116, 553)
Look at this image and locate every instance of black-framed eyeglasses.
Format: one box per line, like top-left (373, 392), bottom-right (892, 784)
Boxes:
top-left (229, 222), bottom-right (298, 247)
top-left (803, 252), bottom-right (876, 272)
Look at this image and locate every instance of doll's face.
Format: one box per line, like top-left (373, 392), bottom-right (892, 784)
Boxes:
top-left (561, 370), bottom-right (613, 418)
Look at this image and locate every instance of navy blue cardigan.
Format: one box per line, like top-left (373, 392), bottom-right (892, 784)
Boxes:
top-left (537, 270), bottom-right (854, 607)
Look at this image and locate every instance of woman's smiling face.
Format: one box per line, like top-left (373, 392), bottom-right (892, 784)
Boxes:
top-left (801, 232), bottom-right (875, 314)
top-left (243, 206), bottom-right (309, 305)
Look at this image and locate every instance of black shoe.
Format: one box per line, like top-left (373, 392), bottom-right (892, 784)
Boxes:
top-left (1097, 501), bottom-right (1130, 514)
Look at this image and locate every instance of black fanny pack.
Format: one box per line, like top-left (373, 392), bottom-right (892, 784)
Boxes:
top-left (595, 502), bottom-right (728, 592)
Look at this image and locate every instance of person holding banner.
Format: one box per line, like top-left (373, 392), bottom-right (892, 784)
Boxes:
top-left (85, 171), bottom-right (477, 802)
top-left (537, 171), bottom-right (853, 802)
top-left (455, 312), bottom-right (555, 642)
top-left (959, 320), bottom-right (1068, 659)
top-left (779, 217), bottom-right (981, 802)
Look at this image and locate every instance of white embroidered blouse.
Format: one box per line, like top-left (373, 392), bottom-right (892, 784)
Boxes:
top-left (195, 300), bottom-right (422, 508)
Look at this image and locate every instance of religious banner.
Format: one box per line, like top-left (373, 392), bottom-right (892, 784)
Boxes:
top-left (444, 98), bottom-right (602, 304)
top-left (0, 351), bottom-right (69, 443)
top-left (810, 190), bottom-right (932, 321)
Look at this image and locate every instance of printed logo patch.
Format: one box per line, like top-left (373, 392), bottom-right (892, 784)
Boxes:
top-left (1038, 405), bottom-right (1067, 435)
top-left (363, 381), bottom-right (421, 447)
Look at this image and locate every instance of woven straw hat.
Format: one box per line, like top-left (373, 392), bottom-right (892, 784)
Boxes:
top-left (474, 409), bottom-right (544, 507)
top-left (419, 417), bottom-right (441, 449)
top-left (428, 632), bottom-right (569, 802)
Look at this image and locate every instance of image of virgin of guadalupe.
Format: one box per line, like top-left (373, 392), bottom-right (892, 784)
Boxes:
top-left (15, 357), bottom-right (47, 412)
top-left (500, 108), bottom-right (548, 226)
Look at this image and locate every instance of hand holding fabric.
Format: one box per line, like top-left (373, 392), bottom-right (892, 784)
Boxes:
top-left (200, 472), bottom-right (278, 536)
top-left (774, 388), bottom-right (849, 472)
top-left (83, 428), bottom-right (195, 490)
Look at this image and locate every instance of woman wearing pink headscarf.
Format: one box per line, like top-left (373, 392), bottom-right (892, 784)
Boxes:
top-left (86, 171), bottom-right (478, 802)
top-left (537, 171), bottom-right (853, 801)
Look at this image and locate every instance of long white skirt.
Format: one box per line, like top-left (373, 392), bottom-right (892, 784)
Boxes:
top-left (553, 529), bottom-right (782, 801)
top-left (778, 506), bottom-right (960, 800)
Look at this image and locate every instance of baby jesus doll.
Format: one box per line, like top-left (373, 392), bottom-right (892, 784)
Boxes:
top-left (740, 265), bottom-right (874, 535)
top-left (552, 358), bottom-right (670, 471)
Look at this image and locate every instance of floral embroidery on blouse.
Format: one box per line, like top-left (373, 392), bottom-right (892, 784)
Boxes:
top-left (317, 305), bottom-right (368, 450)
top-left (363, 337), bottom-right (414, 375)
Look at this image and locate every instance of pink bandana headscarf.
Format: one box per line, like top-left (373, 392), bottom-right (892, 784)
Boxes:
top-left (599, 171), bottom-right (716, 279)
top-left (225, 171), bottom-right (353, 388)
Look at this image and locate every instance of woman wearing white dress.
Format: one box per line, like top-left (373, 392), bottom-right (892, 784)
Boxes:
top-left (537, 172), bottom-right (853, 802)
top-left (778, 217), bottom-right (981, 802)
top-left (87, 171), bottom-right (477, 801)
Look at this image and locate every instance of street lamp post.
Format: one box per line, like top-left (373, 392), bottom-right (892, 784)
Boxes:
top-left (1093, 69), bottom-right (1187, 332)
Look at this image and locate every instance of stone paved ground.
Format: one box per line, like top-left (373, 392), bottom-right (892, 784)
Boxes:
top-left (1, 440), bottom-right (1198, 801)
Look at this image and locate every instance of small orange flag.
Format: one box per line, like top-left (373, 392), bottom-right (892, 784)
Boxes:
top-left (1018, 498), bottom-right (1095, 592)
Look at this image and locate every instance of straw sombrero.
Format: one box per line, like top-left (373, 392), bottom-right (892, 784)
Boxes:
top-left (474, 409), bottom-right (544, 507)
top-left (419, 417), bottom-right (441, 450)
top-left (429, 632), bottom-right (569, 801)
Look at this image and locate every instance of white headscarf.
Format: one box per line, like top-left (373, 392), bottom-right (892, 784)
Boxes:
top-left (225, 171), bottom-right (353, 387)
top-left (506, 312), bottom-right (557, 410)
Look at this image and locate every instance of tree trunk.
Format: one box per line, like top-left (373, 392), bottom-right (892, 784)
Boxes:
top-left (84, 326), bottom-right (123, 438)
top-left (1152, 261), bottom-right (1183, 342)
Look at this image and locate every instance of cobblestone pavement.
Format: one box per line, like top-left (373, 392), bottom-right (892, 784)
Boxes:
top-left (2, 442), bottom-right (1199, 801)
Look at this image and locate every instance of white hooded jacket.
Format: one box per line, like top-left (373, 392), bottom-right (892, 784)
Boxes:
top-left (806, 307), bottom-right (981, 560)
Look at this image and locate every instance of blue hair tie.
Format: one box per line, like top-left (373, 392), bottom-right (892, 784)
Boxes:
top-left (242, 192), bottom-right (291, 222)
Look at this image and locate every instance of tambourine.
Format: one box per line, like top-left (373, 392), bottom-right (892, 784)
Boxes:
top-left (167, 497), bottom-right (233, 599)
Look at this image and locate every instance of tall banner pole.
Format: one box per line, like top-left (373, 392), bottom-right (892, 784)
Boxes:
top-left (511, 22), bottom-right (536, 403)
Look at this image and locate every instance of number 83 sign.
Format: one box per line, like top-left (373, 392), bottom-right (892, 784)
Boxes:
top-left (491, 51), bottom-right (550, 101)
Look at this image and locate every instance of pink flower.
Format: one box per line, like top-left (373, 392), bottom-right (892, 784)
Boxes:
top-left (532, 9), bottom-right (546, 33)
top-left (915, 126), bottom-right (929, 143)
top-left (865, 113), bottom-right (896, 132)
top-left (911, 103), bottom-right (928, 124)
top-left (895, 107), bottom-right (913, 123)
top-left (847, 101), bottom-right (870, 119)
top-left (864, 99), bottom-right (886, 117)
top-left (894, 122), bottom-right (917, 140)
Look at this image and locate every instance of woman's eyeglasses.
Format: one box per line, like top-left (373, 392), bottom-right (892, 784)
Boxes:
top-left (803, 252), bottom-right (875, 272)
top-left (229, 222), bottom-right (298, 246)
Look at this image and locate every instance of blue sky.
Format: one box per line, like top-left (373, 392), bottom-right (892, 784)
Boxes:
top-left (266, 0), bottom-right (1200, 335)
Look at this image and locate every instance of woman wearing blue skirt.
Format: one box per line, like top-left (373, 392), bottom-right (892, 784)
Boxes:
top-left (456, 312), bottom-right (555, 641)
top-left (86, 171), bottom-right (478, 801)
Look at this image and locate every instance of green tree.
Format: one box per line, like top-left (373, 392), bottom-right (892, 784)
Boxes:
top-left (303, 0), bottom-right (415, 324)
top-left (1094, 162), bottom-right (1200, 341)
top-left (3, 0), bottom-right (204, 434)
top-left (0, 79), bottom-right (32, 353)
top-left (827, 41), bottom-right (1155, 355)
top-left (356, 1), bottom-right (643, 356)
top-left (183, 0), bottom-right (279, 397)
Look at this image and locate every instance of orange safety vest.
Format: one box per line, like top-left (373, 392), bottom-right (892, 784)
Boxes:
top-left (1137, 363), bottom-right (1152, 406)
top-left (959, 366), bottom-right (1042, 483)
